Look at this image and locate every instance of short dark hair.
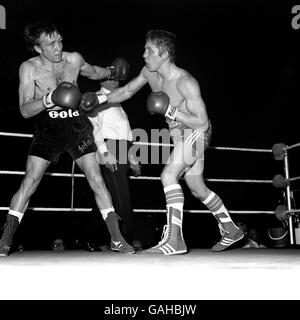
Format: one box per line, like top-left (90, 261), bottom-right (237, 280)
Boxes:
top-left (24, 21), bottom-right (59, 53)
top-left (146, 29), bottom-right (176, 63)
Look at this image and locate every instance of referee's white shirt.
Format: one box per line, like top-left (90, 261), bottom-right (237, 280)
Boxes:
top-left (88, 87), bottom-right (133, 154)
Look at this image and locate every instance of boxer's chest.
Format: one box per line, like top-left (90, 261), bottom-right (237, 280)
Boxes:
top-left (34, 61), bottom-right (79, 97)
top-left (161, 80), bottom-right (186, 112)
top-left (148, 73), bottom-right (186, 111)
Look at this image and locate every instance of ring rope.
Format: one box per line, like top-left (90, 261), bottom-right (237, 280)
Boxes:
top-left (0, 131), bottom-right (272, 152)
top-left (132, 141), bottom-right (173, 147)
top-left (0, 170), bottom-right (272, 184)
top-left (209, 146), bottom-right (271, 153)
top-left (286, 209), bottom-right (300, 214)
top-left (0, 207), bottom-right (273, 214)
top-left (287, 176), bottom-right (300, 183)
top-left (0, 131), bottom-right (282, 220)
top-left (0, 170), bottom-right (84, 178)
top-left (0, 132), bottom-right (33, 138)
top-left (286, 142), bottom-right (300, 151)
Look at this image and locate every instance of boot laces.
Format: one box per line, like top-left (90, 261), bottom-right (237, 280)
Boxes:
top-left (218, 223), bottom-right (228, 237)
top-left (156, 225), bottom-right (170, 247)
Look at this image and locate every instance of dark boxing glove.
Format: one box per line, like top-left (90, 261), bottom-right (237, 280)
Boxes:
top-left (146, 91), bottom-right (178, 121)
top-left (79, 92), bottom-right (108, 113)
top-left (43, 82), bottom-right (82, 109)
top-left (107, 57), bottom-right (130, 81)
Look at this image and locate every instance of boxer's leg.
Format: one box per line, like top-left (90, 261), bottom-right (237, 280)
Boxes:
top-left (184, 160), bottom-right (244, 251)
top-left (143, 137), bottom-right (197, 255)
top-left (0, 155), bottom-right (49, 256)
top-left (183, 126), bottom-right (244, 251)
top-left (75, 152), bottom-right (135, 254)
top-left (70, 116), bottom-right (135, 254)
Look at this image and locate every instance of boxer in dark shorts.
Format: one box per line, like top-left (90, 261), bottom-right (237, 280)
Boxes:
top-left (30, 109), bottom-right (97, 162)
top-left (0, 21), bottom-right (134, 256)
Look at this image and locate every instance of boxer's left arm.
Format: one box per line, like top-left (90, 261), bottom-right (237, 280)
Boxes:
top-left (175, 76), bottom-right (209, 131)
top-left (19, 61), bottom-right (45, 118)
top-left (70, 52), bottom-right (111, 80)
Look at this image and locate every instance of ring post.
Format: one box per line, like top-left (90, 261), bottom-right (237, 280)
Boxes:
top-left (284, 151), bottom-right (294, 244)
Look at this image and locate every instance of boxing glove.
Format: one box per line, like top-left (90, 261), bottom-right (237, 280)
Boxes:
top-left (79, 92), bottom-right (108, 113)
top-left (146, 91), bottom-right (178, 121)
top-left (43, 82), bottom-right (82, 109)
top-left (107, 57), bottom-right (130, 81)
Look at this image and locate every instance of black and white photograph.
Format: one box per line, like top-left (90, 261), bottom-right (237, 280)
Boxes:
top-left (0, 0), bottom-right (300, 302)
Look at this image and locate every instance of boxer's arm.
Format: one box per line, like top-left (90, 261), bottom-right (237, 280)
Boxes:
top-left (72, 52), bottom-right (111, 80)
top-left (107, 68), bottom-right (148, 103)
top-left (19, 62), bottom-right (46, 118)
top-left (81, 64), bottom-right (111, 80)
top-left (175, 76), bottom-right (209, 131)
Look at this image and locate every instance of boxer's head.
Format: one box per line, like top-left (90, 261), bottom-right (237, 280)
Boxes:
top-left (145, 29), bottom-right (176, 64)
top-left (143, 29), bottom-right (176, 72)
top-left (24, 21), bottom-right (63, 62)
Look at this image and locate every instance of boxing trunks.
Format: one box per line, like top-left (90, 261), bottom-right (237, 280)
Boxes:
top-left (168, 118), bottom-right (212, 155)
top-left (29, 108), bottom-right (97, 162)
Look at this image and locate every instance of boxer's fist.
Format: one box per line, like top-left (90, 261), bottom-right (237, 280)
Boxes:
top-left (43, 82), bottom-right (82, 109)
top-left (79, 92), bottom-right (108, 113)
top-left (107, 57), bottom-right (130, 81)
top-left (130, 162), bottom-right (141, 177)
top-left (146, 91), bottom-right (178, 121)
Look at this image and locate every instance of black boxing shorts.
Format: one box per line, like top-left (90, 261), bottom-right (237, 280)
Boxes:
top-left (28, 109), bottom-right (97, 162)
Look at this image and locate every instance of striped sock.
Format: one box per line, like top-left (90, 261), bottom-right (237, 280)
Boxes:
top-left (202, 191), bottom-right (234, 224)
top-left (164, 184), bottom-right (184, 227)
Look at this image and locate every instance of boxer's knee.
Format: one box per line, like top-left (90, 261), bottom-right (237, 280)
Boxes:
top-left (160, 167), bottom-right (177, 186)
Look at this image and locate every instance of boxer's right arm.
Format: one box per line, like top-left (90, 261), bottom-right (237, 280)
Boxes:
top-left (80, 69), bottom-right (148, 113)
top-left (19, 61), bottom-right (45, 118)
top-left (107, 68), bottom-right (148, 103)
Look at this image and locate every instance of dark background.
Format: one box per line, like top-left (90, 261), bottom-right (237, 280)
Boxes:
top-left (0, 0), bottom-right (299, 249)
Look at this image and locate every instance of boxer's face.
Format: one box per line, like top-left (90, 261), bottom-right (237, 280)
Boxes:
top-left (143, 40), bottom-right (165, 72)
top-left (35, 31), bottom-right (63, 63)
